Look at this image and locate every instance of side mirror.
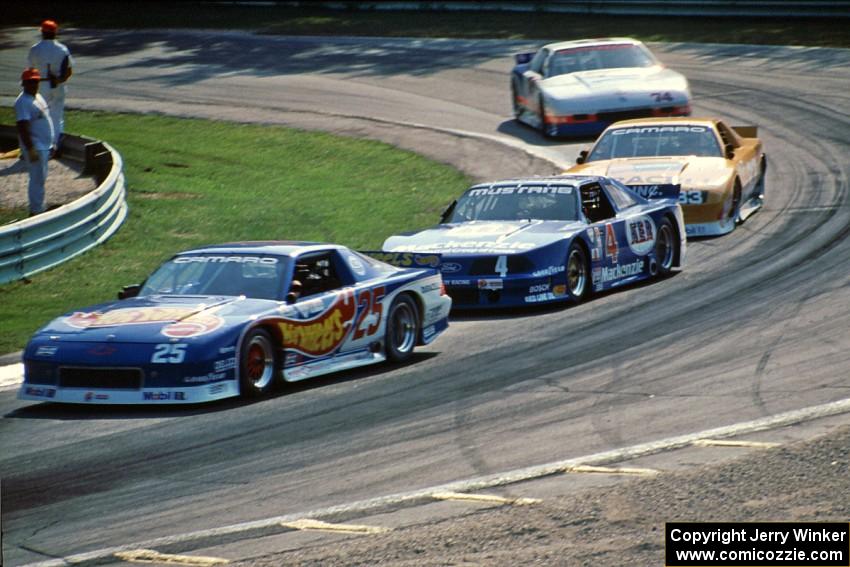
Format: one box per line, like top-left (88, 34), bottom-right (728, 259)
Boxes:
top-left (440, 200), bottom-right (457, 223)
top-left (724, 144), bottom-right (735, 159)
top-left (576, 150), bottom-right (589, 164)
top-left (118, 284), bottom-right (141, 300)
top-left (514, 52), bottom-right (534, 65)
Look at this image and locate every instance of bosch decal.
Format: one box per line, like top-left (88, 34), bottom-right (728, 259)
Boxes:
top-left (214, 357), bottom-right (237, 372)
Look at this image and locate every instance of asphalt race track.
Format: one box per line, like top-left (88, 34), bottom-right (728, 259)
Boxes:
top-left (1, 30), bottom-right (849, 565)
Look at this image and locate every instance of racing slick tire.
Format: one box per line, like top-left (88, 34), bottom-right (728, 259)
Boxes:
top-left (538, 96), bottom-right (553, 138)
top-left (511, 80), bottom-right (522, 119)
top-left (754, 158), bottom-right (767, 200)
top-left (654, 217), bottom-right (677, 277)
top-left (566, 241), bottom-right (590, 303)
top-left (729, 179), bottom-right (743, 223)
top-left (385, 294), bottom-right (420, 363)
top-left (239, 328), bottom-right (279, 397)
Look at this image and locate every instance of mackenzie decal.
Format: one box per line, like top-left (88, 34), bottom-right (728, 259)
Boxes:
top-left (65, 307), bottom-right (224, 338)
top-left (598, 259), bottom-right (644, 283)
top-left (278, 290), bottom-right (357, 356)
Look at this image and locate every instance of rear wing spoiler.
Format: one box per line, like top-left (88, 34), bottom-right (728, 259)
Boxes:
top-left (732, 125), bottom-right (758, 139)
top-left (624, 183), bottom-right (682, 202)
top-left (360, 251), bottom-right (442, 270)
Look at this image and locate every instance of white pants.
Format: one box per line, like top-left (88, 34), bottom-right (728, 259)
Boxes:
top-left (43, 86), bottom-right (65, 146)
top-left (25, 149), bottom-right (50, 215)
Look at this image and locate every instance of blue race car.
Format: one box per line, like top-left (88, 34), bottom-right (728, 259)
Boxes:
top-left (19, 241), bottom-right (451, 404)
top-left (383, 175), bottom-right (686, 308)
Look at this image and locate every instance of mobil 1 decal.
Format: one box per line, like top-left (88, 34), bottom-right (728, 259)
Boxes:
top-left (627, 215), bottom-right (656, 256)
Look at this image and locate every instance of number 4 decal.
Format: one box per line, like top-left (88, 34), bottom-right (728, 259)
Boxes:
top-left (353, 286), bottom-right (386, 340)
top-left (495, 255), bottom-right (508, 277)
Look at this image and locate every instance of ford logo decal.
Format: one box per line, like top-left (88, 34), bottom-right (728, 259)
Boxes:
top-left (441, 262), bottom-right (462, 273)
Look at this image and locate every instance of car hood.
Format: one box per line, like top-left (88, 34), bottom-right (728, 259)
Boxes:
top-left (542, 67), bottom-right (688, 109)
top-left (384, 220), bottom-right (584, 255)
top-left (34, 295), bottom-right (276, 343)
top-left (573, 157), bottom-right (733, 189)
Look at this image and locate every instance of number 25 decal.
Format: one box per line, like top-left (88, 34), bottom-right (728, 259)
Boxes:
top-left (353, 286), bottom-right (386, 340)
top-left (151, 343), bottom-right (187, 363)
top-left (651, 92), bottom-right (673, 102)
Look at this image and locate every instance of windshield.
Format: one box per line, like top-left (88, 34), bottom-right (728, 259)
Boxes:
top-left (588, 125), bottom-right (723, 160)
top-left (140, 254), bottom-right (290, 300)
top-left (547, 44), bottom-right (656, 77)
top-left (446, 185), bottom-right (579, 223)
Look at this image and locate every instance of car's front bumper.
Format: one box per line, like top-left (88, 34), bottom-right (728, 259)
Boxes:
top-left (18, 380), bottom-right (239, 404)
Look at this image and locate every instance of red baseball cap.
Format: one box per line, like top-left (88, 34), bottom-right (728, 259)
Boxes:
top-left (41, 20), bottom-right (58, 33)
top-left (21, 67), bottom-right (41, 82)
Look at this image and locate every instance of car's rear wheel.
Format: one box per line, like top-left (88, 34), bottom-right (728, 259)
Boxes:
top-left (385, 295), bottom-right (420, 363)
top-left (654, 218), bottom-right (677, 277)
top-left (566, 242), bottom-right (590, 303)
top-left (239, 328), bottom-right (278, 397)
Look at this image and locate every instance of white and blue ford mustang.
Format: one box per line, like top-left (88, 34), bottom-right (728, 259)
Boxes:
top-left (19, 242), bottom-right (451, 405)
top-left (383, 175), bottom-right (686, 309)
top-left (511, 38), bottom-right (691, 137)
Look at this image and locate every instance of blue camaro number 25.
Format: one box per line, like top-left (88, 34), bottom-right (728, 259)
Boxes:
top-left (19, 241), bottom-right (451, 405)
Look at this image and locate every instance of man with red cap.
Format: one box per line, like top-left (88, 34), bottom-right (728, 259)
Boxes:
top-left (15, 67), bottom-right (55, 216)
top-left (27, 19), bottom-right (73, 148)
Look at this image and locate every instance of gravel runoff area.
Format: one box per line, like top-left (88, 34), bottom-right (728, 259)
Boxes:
top-left (0, 153), bottom-right (98, 218)
top-left (241, 426), bottom-right (850, 566)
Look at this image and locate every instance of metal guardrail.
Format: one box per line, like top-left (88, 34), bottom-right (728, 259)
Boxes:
top-left (0, 127), bottom-right (128, 284)
top-left (295, 1), bottom-right (850, 18)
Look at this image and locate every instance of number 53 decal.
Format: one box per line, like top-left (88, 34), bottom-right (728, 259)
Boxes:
top-left (353, 286), bottom-right (386, 340)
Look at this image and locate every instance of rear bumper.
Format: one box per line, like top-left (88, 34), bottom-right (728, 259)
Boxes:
top-left (444, 274), bottom-right (569, 308)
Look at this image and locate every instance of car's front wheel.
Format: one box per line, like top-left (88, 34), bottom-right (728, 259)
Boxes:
top-left (538, 96), bottom-right (553, 138)
top-left (385, 295), bottom-right (420, 363)
top-left (239, 328), bottom-right (278, 397)
top-left (566, 242), bottom-right (590, 303)
top-left (511, 80), bottom-right (522, 119)
top-left (728, 180), bottom-right (742, 223)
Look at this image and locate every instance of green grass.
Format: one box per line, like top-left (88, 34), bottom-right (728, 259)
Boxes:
top-left (0, 108), bottom-right (470, 351)
top-left (3, 2), bottom-right (849, 47)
